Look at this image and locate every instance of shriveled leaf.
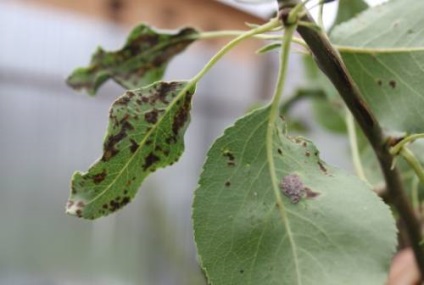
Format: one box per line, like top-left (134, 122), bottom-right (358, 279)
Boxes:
top-left (66, 81), bottom-right (195, 219)
top-left (67, 24), bottom-right (198, 95)
top-left (331, 0), bottom-right (424, 133)
top-left (193, 107), bottom-right (396, 285)
top-left (329, 0), bottom-right (368, 32)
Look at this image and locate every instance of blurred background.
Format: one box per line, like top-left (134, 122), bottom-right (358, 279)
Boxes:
top-left (0, 0), bottom-right (385, 284)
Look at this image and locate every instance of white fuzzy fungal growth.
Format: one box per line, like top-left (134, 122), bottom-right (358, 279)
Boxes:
top-left (279, 173), bottom-right (305, 204)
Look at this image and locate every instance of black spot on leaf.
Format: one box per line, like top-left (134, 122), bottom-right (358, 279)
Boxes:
top-left (223, 150), bottom-right (236, 167)
top-left (389, 80), bottom-right (397, 89)
top-left (317, 161), bottom-right (327, 174)
top-left (129, 139), bottom-right (139, 153)
top-left (102, 121), bottom-right (134, 161)
top-left (143, 153), bottom-right (160, 170)
top-left (172, 91), bottom-right (193, 135)
top-left (305, 187), bottom-right (320, 199)
top-left (144, 109), bottom-right (159, 124)
top-left (92, 170), bottom-right (107, 184)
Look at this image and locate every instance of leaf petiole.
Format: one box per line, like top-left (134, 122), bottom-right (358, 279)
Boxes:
top-left (197, 30), bottom-right (307, 48)
top-left (390, 133), bottom-right (424, 155)
top-left (399, 147), bottom-right (424, 187)
top-left (345, 110), bottom-right (369, 184)
top-left (189, 18), bottom-right (281, 85)
top-left (267, 26), bottom-right (297, 210)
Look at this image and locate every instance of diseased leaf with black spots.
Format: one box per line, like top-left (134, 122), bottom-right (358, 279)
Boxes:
top-left (193, 107), bottom-right (396, 285)
top-left (66, 81), bottom-right (195, 219)
top-left (66, 24), bottom-right (199, 95)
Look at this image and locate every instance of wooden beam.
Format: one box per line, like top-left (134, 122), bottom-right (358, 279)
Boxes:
top-left (19, 0), bottom-right (268, 57)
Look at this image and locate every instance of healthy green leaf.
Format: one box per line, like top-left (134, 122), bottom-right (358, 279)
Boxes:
top-left (193, 107), bottom-right (396, 285)
top-left (66, 81), bottom-right (195, 219)
top-left (331, 0), bottom-right (424, 133)
top-left (66, 24), bottom-right (198, 95)
top-left (329, 0), bottom-right (368, 32)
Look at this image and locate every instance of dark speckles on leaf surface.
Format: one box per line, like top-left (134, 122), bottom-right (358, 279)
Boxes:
top-left (172, 91), bottom-right (192, 135)
top-left (389, 80), bottom-right (397, 89)
top-left (129, 139), bottom-right (139, 153)
top-left (92, 170), bottom-right (107, 184)
top-left (317, 161), bottom-right (327, 173)
top-left (115, 96), bottom-right (131, 105)
top-left (143, 153), bottom-right (160, 170)
top-left (225, 181), bottom-right (231, 187)
top-left (277, 148), bottom-right (282, 155)
top-left (377, 79), bottom-right (382, 86)
top-left (102, 121), bottom-right (134, 161)
top-left (305, 187), bottom-right (320, 199)
top-left (144, 109), bottom-right (159, 124)
top-left (223, 150), bottom-right (235, 167)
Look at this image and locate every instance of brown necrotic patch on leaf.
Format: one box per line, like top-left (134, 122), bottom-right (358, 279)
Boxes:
top-left (143, 153), bottom-right (160, 170)
top-left (129, 139), bottom-right (139, 153)
top-left (92, 170), bottom-right (107, 184)
top-left (151, 81), bottom-right (179, 104)
top-left (172, 91), bottom-right (193, 135)
top-left (144, 109), bottom-right (160, 124)
top-left (102, 121), bottom-right (134, 161)
top-left (304, 187), bottom-right (320, 199)
top-left (222, 150), bottom-right (236, 167)
top-left (317, 161), bottom-right (328, 174)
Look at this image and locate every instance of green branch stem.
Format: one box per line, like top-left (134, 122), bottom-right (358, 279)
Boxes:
top-left (190, 19), bottom-right (281, 85)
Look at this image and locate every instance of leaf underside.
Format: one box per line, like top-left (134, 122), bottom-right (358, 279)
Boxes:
top-left (67, 81), bottom-right (195, 219)
top-left (66, 24), bottom-right (198, 94)
top-left (193, 107), bottom-right (396, 285)
top-left (331, 0), bottom-right (424, 133)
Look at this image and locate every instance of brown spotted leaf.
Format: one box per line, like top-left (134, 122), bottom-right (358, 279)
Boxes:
top-left (66, 81), bottom-right (195, 219)
top-left (331, 0), bottom-right (424, 133)
top-left (193, 107), bottom-right (396, 285)
top-left (66, 24), bottom-right (199, 95)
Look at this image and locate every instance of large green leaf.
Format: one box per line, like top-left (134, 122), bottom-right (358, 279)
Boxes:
top-left (66, 81), bottom-right (195, 219)
top-left (67, 24), bottom-right (198, 94)
top-left (193, 107), bottom-right (396, 285)
top-left (331, 0), bottom-right (424, 133)
top-left (329, 0), bottom-right (368, 32)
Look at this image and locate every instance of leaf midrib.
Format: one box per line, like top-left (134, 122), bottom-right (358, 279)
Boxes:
top-left (265, 106), bottom-right (302, 285)
top-left (336, 45), bottom-right (424, 53)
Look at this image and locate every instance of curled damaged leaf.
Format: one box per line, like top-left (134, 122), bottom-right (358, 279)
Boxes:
top-left (193, 107), bottom-right (396, 285)
top-left (66, 81), bottom-right (195, 219)
top-left (67, 24), bottom-right (199, 94)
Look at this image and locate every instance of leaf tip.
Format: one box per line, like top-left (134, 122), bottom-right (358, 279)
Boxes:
top-left (65, 198), bottom-right (86, 218)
